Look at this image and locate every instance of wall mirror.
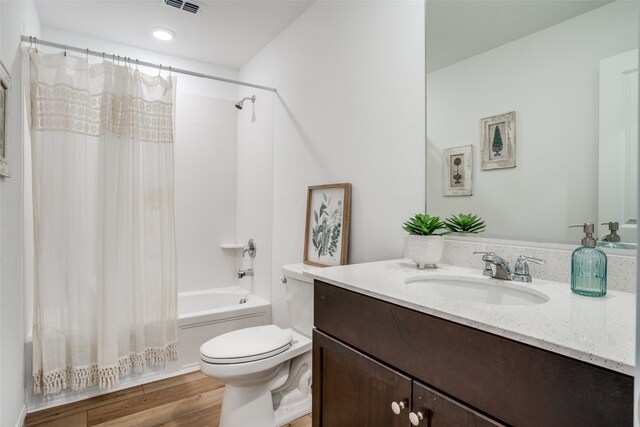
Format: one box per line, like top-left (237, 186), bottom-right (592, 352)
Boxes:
top-left (426, 0), bottom-right (639, 247)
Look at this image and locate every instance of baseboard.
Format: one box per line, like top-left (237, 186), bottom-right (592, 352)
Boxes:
top-left (14, 404), bottom-right (27, 427)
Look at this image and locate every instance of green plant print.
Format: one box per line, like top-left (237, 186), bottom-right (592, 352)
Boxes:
top-left (492, 126), bottom-right (503, 156)
top-left (311, 193), bottom-right (343, 258)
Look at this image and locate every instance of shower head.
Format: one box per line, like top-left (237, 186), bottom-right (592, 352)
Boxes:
top-left (235, 95), bottom-right (256, 110)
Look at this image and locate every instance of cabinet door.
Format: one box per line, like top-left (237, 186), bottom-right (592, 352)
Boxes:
top-left (411, 381), bottom-right (505, 427)
top-left (313, 330), bottom-right (412, 427)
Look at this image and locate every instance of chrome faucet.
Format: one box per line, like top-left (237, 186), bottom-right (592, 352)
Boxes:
top-left (474, 252), bottom-right (545, 282)
top-left (237, 269), bottom-right (254, 279)
top-left (474, 252), bottom-right (513, 280)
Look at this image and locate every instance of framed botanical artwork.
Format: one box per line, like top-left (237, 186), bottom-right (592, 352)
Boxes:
top-left (0, 61), bottom-right (10, 178)
top-left (443, 145), bottom-right (473, 196)
top-left (304, 183), bottom-right (352, 267)
top-left (481, 111), bottom-right (516, 170)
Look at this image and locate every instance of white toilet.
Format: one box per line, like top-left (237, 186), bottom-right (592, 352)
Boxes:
top-left (199, 264), bottom-right (314, 427)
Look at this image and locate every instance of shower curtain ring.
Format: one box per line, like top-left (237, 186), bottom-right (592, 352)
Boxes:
top-left (64, 45), bottom-right (67, 56)
top-left (158, 64), bottom-right (162, 76)
top-left (169, 66), bottom-right (172, 77)
top-left (86, 48), bottom-right (90, 61)
top-left (136, 59), bottom-right (139, 70)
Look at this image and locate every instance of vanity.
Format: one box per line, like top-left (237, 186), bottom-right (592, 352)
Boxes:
top-left (306, 260), bottom-right (634, 427)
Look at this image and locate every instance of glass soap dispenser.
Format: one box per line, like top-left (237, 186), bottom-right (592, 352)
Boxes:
top-left (569, 223), bottom-right (607, 297)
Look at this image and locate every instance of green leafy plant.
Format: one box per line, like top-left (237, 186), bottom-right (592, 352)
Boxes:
top-left (311, 193), bottom-right (343, 257)
top-left (445, 213), bottom-right (486, 233)
top-left (403, 214), bottom-right (449, 236)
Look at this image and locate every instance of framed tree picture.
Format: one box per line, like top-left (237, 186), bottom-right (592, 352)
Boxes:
top-left (443, 145), bottom-right (473, 196)
top-left (481, 111), bottom-right (516, 170)
top-left (304, 183), bottom-right (352, 267)
top-left (0, 60), bottom-right (10, 178)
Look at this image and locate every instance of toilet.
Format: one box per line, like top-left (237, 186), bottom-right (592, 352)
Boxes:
top-left (199, 264), bottom-right (314, 427)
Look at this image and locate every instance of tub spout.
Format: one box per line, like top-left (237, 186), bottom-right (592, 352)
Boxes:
top-left (238, 269), bottom-right (254, 279)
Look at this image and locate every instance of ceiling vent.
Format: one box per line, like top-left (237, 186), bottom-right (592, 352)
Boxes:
top-left (161, 0), bottom-right (203, 15)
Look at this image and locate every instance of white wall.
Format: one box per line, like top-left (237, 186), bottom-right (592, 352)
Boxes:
top-left (0, 1), bottom-right (41, 425)
top-left (238, 0), bottom-right (425, 326)
top-left (26, 27), bottom-right (241, 301)
top-left (426, 1), bottom-right (638, 243)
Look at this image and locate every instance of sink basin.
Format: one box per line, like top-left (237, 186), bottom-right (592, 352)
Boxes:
top-left (405, 276), bottom-right (549, 306)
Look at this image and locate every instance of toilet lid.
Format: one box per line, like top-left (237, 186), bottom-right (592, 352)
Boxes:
top-left (200, 325), bottom-right (293, 364)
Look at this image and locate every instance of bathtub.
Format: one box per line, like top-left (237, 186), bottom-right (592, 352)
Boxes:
top-left (26, 286), bottom-right (271, 412)
top-left (175, 287), bottom-right (271, 371)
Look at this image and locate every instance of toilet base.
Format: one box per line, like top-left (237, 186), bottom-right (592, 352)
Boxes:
top-left (273, 352), bottom-right (312, 426)
top-left (219, 381), bottom-right (278, 427)
top-left (201, 329), bottom-right (312, 427)
top-left (217, 356), bottom-right (312, 427)
top-left (217, 352), bottom-right (312, 427)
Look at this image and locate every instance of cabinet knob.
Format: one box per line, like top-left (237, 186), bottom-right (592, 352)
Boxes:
top-left (409, 411), bottom-right (424, 426)
top-left (391, 400), bottom-right (407, 415)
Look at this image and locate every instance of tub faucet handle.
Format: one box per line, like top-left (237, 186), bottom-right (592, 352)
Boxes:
top-left (243, 239), bottom-right (256, 259)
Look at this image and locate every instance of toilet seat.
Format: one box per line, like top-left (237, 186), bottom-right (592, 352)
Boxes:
top-left (200, 324), bottom-right (293, 364)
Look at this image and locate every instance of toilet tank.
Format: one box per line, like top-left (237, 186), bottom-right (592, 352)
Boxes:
top-left (282, 263), bottom-right (314, 338)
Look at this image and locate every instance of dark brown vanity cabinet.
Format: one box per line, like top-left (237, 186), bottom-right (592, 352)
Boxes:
top-left (312, 280), bottom-right (633, 427)
top-left (313, 330), bottom-right (412, 426)
top-left (313, 329), bottom-right (503, 426)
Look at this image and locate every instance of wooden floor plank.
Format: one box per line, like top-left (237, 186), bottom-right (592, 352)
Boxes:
top-left (142, 370), bottom-right (213, 394)
top-left (25, 386), bottom-right (144, 426)
top-left (92, 387), bottom-right (224, 427)
top-left (159, 404), bottom-right (222, 427)
top-left (25, 372), bottom-right (312, 427)
top-left (87, 378), bottom-right (221, 425)
top-left (31, 411), bottom-right (87, 427)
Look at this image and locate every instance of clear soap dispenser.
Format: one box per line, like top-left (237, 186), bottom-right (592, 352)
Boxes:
top-left (568, 223), bottom-right (607, 297)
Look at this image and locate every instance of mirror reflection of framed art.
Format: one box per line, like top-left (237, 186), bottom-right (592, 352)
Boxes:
top-left (443, 145), bottom-right (472, 196)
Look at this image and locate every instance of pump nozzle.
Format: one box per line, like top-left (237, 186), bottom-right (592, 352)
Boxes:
top-left (569, 223), bottom-right (596, 247)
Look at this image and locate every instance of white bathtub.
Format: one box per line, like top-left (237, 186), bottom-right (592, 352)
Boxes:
top-left (175, 287), bottom-right (271, 371)
top-left (26, 286), bottom-right (271, 412)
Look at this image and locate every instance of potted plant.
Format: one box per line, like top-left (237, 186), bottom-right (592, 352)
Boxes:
top-left (403, 214), bottom-right (449, 268)
top-left (444, 213), bottom-right (486, 235)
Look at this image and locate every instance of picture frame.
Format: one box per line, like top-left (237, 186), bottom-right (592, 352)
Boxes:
top-left (0, 61), bottom-right (10, 178)
top-left (481, 111), bottom-right (516, 170)
top-left (304, 183), bottom-right (352, 267)
top-left (443, 145), bottom-right (473, 196)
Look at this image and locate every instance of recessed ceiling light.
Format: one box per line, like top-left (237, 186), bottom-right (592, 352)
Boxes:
top-left (152, 28), bottom-right (175, 41)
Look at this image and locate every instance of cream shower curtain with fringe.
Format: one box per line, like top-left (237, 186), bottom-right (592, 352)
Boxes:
top-left (29, 50), bottom-right (178, 395)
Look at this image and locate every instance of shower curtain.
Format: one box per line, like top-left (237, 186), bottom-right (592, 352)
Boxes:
top-left (29, 50), bottom-right (178, 395)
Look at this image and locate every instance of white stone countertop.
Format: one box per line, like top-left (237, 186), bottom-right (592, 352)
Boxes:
top-left (304, 259), bottom-right (636, 376)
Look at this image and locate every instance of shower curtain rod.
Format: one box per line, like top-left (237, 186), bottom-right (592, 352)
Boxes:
top-left (21, 35), bottom-right (277, 93)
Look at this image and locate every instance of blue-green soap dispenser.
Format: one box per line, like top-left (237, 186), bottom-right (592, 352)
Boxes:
top-left (568, 223), bottom-right (607, 297)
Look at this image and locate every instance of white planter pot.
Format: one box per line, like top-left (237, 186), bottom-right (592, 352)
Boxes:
top-left (405, 235), bottom-right (444, 269)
